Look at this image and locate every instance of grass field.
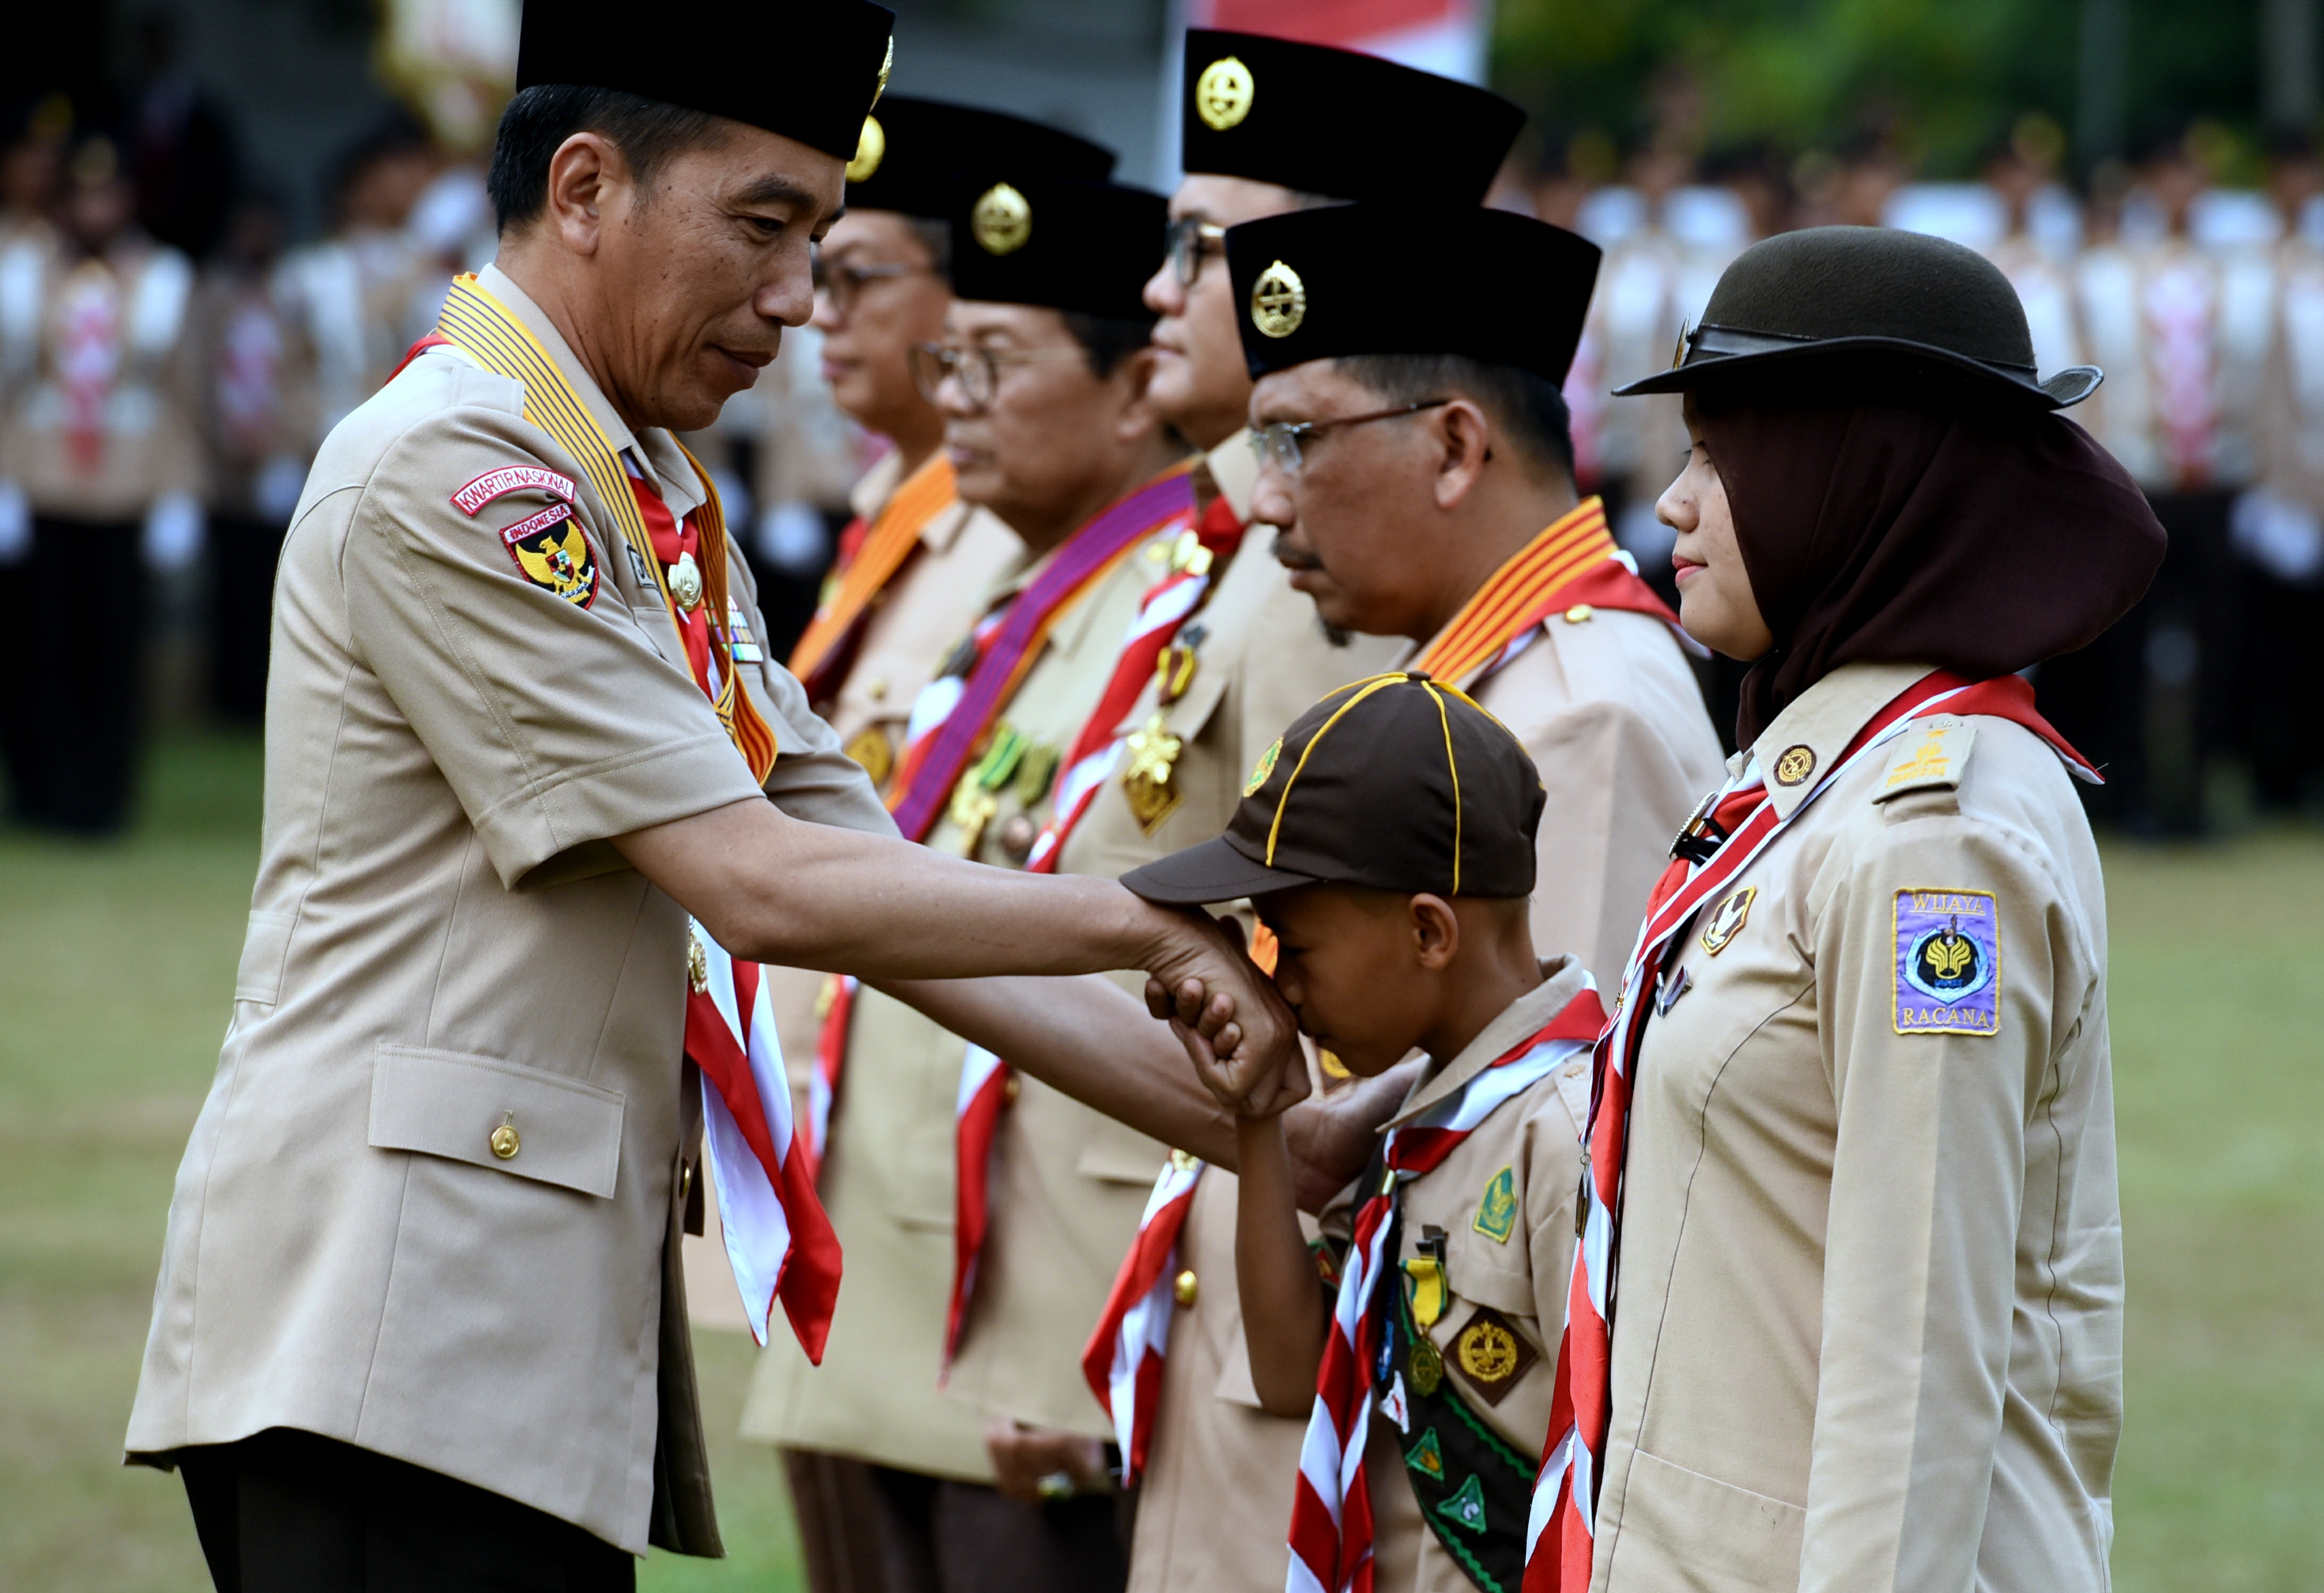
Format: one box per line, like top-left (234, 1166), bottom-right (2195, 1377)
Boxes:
top-left (3, 732), bottom-right (2319, 1589)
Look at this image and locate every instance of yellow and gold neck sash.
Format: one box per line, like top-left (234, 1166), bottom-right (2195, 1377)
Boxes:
top-left (790, 451), bottom-right (958, 697)
top-left (431, 274), bottom-right (776, 781)
top-left (1409, 496), bottom-right (1674, 686)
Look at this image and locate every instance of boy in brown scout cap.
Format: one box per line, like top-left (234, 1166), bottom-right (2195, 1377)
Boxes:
top-left (1125, 672), bottom-right (1604, 1593)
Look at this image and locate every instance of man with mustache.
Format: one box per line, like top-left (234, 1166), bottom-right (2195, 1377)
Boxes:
top-left (120, 7), bottom-right (1308, 1586)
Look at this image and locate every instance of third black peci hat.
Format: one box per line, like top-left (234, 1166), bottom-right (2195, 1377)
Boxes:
top-left (1120, 672), bottom-right (1545, 906)
top-left (946, 177), bottom-right (1166, 321)
top-left (1224, 202), bottom-right (1601, 383)
top-left (1178, 29), bottom-right (1524, 204)
top-left (843, 97), bottom-right (1115, 221)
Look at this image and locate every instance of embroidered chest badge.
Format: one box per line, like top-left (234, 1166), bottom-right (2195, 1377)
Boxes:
top-left (1472, 1166), bottom-right (1517, 1244)
top-left (501, 503), bottom-right (600, 609)
top-left (1893, 889), bottom-right (2000, 1036)
top-left (1451, 1305), bottom-right (1537, 1407)
top-left (1701, 885), bottom-right (1756, 955)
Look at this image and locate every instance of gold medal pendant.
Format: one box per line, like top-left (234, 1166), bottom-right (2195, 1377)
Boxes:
top-left (1122, 712), bottom-right (1185, 833)
top-left (1409, 1332), bottom-right (1445, 1395)
top-left (668, 551), bottom-right (704, 612)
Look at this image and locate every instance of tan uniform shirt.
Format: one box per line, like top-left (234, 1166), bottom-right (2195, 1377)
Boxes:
top-left (1590, 661), bottom-right (2121, 1593)
top-left (0, 234), bottom-right (202, 518)
top-left (1321, 959), bottom-right (1596, 1593)
top-left (1438, 606), bottom-right (1728, 989)
top-left (1118, 438), bottom-right (1402, 1590)
top-left (738, 452), bottom-right (1019, 1482)
top-left (123, 263), bottom-right (895, 1555)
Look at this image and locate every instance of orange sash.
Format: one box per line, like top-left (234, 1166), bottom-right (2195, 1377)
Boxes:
top-left (1409, 497), bottom-right (1676, 685)
top-left (789, 453), bottom-right (959, 688)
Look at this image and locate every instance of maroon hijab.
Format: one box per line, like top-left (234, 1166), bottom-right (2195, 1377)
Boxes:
top-left (1697, 398), bottom-right (2166, 746)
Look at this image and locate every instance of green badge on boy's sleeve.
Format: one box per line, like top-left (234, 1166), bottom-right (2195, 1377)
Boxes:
top-left (1473, 1166), bottom-right (1517, 1244)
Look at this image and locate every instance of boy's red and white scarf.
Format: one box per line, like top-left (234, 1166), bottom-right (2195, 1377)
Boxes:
top-left (1080, 1153), bottom-right (1206, 1481)
top-left (1026, 496), bottom-right (1246, 872)
top-left (1522, 671), bottom-right (2100, 1591)
top-left (1291, 986), bottom-right (1607, 1593)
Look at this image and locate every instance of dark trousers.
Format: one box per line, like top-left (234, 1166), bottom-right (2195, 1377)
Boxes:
top-left (208, 512), bottom-right (286, 723)
top-left (177, 1428), bottom-right (635, 1593)
top-left (2, 515), bottom-right (146, 833)
top-left (783, 1449), bottom-right (1128, 1593)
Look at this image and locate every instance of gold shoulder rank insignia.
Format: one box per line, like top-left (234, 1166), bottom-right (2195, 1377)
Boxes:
top-left (1878, 716), bottom-right (1976, 801)
top-left (1472, 1166), bottom-right (1517, 1244)
top-left (501, 503), bottom-right (600, 609)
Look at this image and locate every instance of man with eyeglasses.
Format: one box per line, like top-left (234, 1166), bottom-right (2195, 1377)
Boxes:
top-left (1228, 202), bottom-right (1725, 992)
top-left (1083, 35), bottom-right (1534, 1593)
top-left (738, 100), bottom-right (1118, 1593)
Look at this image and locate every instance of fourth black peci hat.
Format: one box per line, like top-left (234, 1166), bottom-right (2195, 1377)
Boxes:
top-left (1224, 202), bottom-right (1601, 383)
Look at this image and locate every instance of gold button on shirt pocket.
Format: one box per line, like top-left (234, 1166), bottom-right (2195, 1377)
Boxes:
top-left (368, 1045), bottom-right (626, 1198)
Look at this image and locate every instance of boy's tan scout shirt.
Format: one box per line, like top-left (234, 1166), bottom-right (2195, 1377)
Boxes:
top-left (123, 264), bottom-right (896, 1555)
top-left (1588, 661), bottom-right (2122, 1593)
top-left (1315, 957), bottom-right (1596, 1593)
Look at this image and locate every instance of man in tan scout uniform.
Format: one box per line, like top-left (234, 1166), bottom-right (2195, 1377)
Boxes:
top-left (121, 8), bottom-right (1304, 1587)
top-left (1108, 35), bottom-right (1526, 1593)
top-left (0, 132), bottom-right (201, 834)
top-left (753, 165), bottom-right (1196, 1591)
top-left (1228, 202), bottom-right (1728, 987)
top-left (738, 101), bottom-right (1122, 1592)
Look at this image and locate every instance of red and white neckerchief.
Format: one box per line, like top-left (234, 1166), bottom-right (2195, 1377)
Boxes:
top-left (1522, 671), bottom-right (2099, 1592)
top-left (630, 460), bottom-right (843, 1360)
top-left (1080, 1152), bottom-right (1204, 1482)
top-left (2144, 251), bottom-right (2220, 489)
top-left (57, 259), bottom-right (124, 472)
top-left (1291, 987), bottom-right (1608, 1593)
top-left (942, 1041), bottom-right (1013, 1371)
top-left (1026, 499), bottom-right (1246, 873)
top-left (798, 974), bottom-right (857, 1180)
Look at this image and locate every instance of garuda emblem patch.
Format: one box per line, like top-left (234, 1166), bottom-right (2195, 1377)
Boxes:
top-left (501, 502), bottom-right (600, 609)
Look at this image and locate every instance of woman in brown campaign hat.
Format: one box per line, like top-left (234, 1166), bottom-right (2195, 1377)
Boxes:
top-left (1526, 226), bottom-right (2165, 1593)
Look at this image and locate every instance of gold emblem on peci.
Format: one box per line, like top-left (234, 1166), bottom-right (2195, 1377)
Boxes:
top-left (1773, 743), bottom-right (1817, 786)
top-left (972, 182), bottom-right (1032, 255)
top-left (1457, 1318), bottom-right (1520, 1383)
top-left (1249, 259), bottom-right (1306, 339)
top-left (873, 35), bottom-right (893, 106)
top-left (847, 115), bottom-right (886, 183)
top-left (1195, 55), bottom-right (1254, 130)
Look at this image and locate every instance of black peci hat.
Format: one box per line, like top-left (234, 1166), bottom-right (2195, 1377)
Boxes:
top-left (517, 0), bottom-right (895, 161)
top-left (844, 98), bottom-right (1115, 220)
top-left (1178, 29), bottom-right (1525, 203)
top-left (1121, 672), bottom-right (1545, 905)
top-left (946, 177), bottom-right (1167, 321)
top-left (1224, 202), bottom-right (1601, 383)
top-left (1616, 225), bottom-right (2102, 408)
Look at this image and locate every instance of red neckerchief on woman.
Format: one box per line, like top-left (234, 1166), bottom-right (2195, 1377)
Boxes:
top-left (1290, 985), bottom-right (1608, 1593)
top-left (1522, 670), bottom-right (2098, 1592)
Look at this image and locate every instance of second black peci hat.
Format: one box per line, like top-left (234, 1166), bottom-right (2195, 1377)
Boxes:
top-left (1120, 672), bottom-right (1545, 906)
top-left (1178, 30), bottom-right (1525, 204)
top-left (843, 97), bottom-right (1115, 220)
top-left (946, 177), bottom-right (1167, 321)
top-left (1223, 202), bottom-right (1602, 383)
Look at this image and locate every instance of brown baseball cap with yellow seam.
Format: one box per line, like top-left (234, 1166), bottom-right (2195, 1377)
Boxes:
top-left (1120, 672), bottom-right (1545, 906)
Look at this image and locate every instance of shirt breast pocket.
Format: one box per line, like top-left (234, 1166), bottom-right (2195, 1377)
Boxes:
top-left (368, 1044), bottom-right (626, 1198)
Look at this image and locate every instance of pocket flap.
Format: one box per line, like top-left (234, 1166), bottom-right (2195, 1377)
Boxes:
top-left (369, 1045), bottom-right (626, 1198)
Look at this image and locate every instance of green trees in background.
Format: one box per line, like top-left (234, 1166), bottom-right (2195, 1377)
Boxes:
top-left (1494, 0), bottom-right (2268, 178)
